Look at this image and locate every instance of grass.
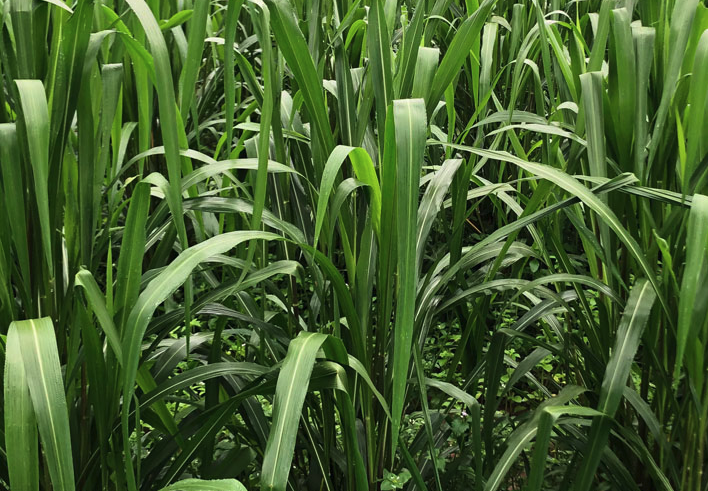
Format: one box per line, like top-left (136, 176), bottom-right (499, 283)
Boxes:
top-left (1, 0), bottom-right (707, 490)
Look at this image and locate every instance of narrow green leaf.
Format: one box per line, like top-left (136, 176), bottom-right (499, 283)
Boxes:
top-left (221, 0), bottom-right (246, 159)
top-left (390, 98), bottom-right (427, 456)
top-left (240, 0), bottom-right (273, 282)
top-left (114, 182), bottom-right (150, 331)
top-left (179, 0), bottom-right (209, 118)
top-left (3, 328), bottom-right (38, 491)
top-left (609, 8), bottom-right (636, 166)
top-left (675, 195), bottom-right (708, 380)
top-left (315, 145), bottom-right (382, 247)
top-left (587, 0), bottom-right (612, 72)
top-left (368, 0), bottom-right (393, 143)
top-left (394, 0), bottom-right (426, 98)
top-left (261, 332), bottom-right (328, 491)
top-left (632, 26), bottom-right (655, 181)
top-left (0, 124), bottom-right (30, 288)
top-left (684, 30), bottom-right (708, 191)
top-left (75, 269), bottom-right (124, 364)
top-left (159, 478), bottom-right (247, 491)
top-left (159, 10), bottom-right (193, 31)
top-left (10, 318), bottom-right (75, 491)
top-left (410, 47), bottom-right (439, 102)
top-left (15, 80), bottom-right (52, 271)
top-left (580, 72), bottom-right (607, 180)
top-left (40, 0), bottom-right (72, 13)
top-left (416, 158), bottom-right (462, 272)
top-left (10, 0), bottom-right (36, 79)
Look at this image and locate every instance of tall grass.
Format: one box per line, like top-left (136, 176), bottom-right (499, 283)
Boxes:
top-left (0, 0), bottom-right (707, 490)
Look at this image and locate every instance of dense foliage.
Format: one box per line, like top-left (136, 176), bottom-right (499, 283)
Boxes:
top-left (1, 0), bottom-right (707, 490)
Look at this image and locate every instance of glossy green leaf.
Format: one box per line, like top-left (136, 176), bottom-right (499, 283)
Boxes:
top-left (15, 80), bottom-right (52, 271)
top-left (8, 318), bottom-right (75, 491)
top-left (3, 327), bottom-right (38, 491)
top-left (261, 332), bottom-right (328, 491)
top-left (158, 478), bottom-right (247, 491)
top-left (390, 99), bottom-right (427, 455)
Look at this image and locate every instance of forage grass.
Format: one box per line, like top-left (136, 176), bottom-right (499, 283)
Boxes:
top-left (0, 1), bottom-right (707, 490)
